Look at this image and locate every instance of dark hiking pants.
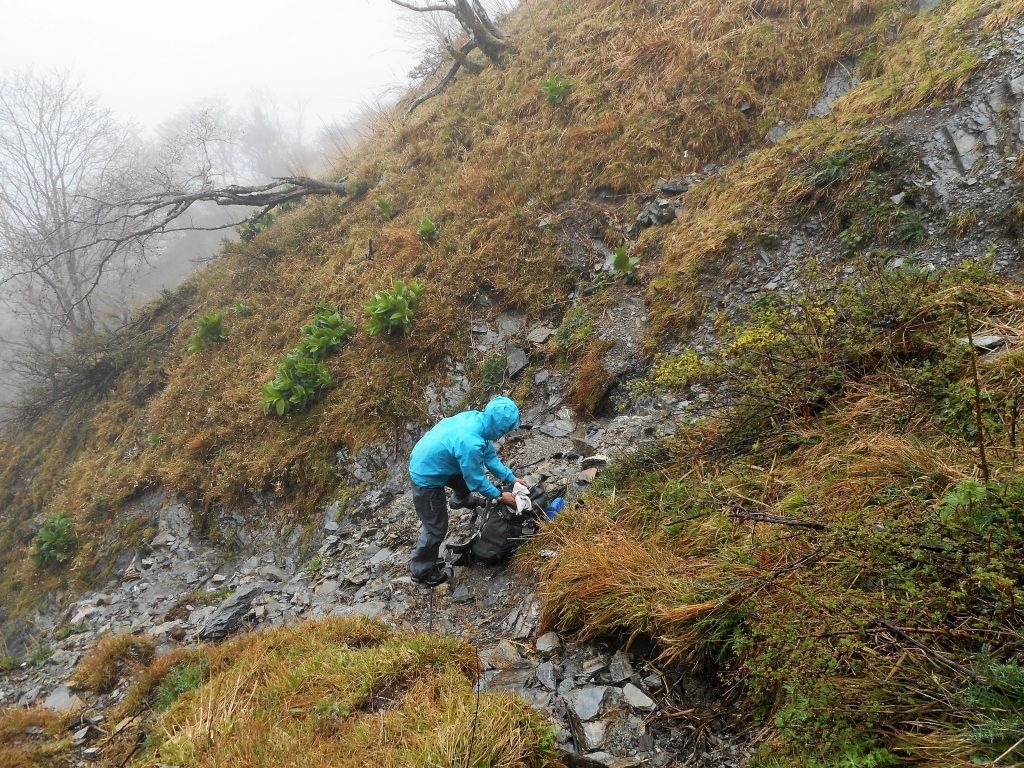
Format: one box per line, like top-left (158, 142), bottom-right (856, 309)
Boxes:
top-left (410, 475), bottom-right (471, 577)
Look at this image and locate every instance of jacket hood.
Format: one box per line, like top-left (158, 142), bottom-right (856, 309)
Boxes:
top-left (481, 396), bottom-right (520, 441)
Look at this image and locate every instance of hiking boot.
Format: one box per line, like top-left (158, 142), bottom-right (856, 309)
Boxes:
top-left (450, 493), bottom-right (485, 510)
top-left (412, 565), bottom-right (448, 587)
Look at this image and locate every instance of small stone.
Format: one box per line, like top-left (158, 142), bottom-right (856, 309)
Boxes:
top-left (580, 655), bottom-right (608, 677)
top-left (73, 725), bottom-right (90, 742)
top-left (576, 467), bottom-right (599, 484)
top-left (483, 640), bottom-right (523, 670)
top-left (534, 369), bottom-right (550, 385)
top-left (536, 661), bottom-right (558, 691)
top-left (258, 565), bottom-right (289, 583)
top-left (324, 521), bottom-right (340, 532)
top-left (313, 579), bottom-right (339, 596)
top-left (581, 455), bottom-right (609, 469)
top-left (566, 685), bottom-right (607, 720)
top-left (959, 334), bottom-right (1007, 351)
top-left (609, 649), bottom-right (633, 683)
top-left (583, 720), bottom-right (609, 750)
top-left (42, 686), bottom-right (83, 712)
top-left (211, 574), bottom-right (227, 585)
top-left (506, 346), bottom-right (529, 377)
top-left (766, 122), bottom-right (789, 143)
top-left (526, 325), bottom-right (556, 345)
top-left (642, 672), bottom-right (664, 691)
top-left (369, 548), bottom-right (395, 567)
top-left (535, 632), bottom-right (561, 655)
top-left (659, 178), bottom-right (688, 195)
top-left (622, 682), bottom-right (657, 711)
top-left (168, 625), bottom-right (187, 642)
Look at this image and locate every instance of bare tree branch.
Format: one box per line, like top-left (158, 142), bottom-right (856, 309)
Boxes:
top-left (389, 0), bottom-right (458, 13)
top-left (405, 41), bottom-right (479, 117)
top-left (391, 0), bottom-right (509, 117)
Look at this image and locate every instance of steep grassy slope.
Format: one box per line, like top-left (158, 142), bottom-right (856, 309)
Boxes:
top-left (2, 0), bottom-right (1024, 763)
top-left (0, 0), bottom-right (908, 615)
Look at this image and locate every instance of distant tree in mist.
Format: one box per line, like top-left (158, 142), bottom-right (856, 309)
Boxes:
top-left (0, 70), bottom-right (149, 349)
top-left (0, 71), bottom-right (348, 403)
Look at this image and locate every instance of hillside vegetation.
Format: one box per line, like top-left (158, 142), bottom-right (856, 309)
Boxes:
top-left (1, 617), bottom-right (558, 767)
top-left (2, 0), bottom-right (1024, 764)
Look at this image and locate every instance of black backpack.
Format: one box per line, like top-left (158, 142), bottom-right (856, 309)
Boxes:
top-left (452, 487), bottom-right (549, 566)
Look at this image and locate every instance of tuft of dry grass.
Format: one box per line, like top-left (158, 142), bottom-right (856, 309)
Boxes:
top-left (126, 617), bottom-right (559, 768)
top-left (0, 707), bottom-right (68, 768)
top-left (73, 633), bottom-right (155, 693)
top-left (567, 342), bottom-right (613, 417)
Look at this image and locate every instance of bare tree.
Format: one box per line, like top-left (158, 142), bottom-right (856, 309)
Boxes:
top-left (0, 72), bottom-right (349, 355)
top-left (390, 0), bottom-right (511, 116)
top-left (0, 70), bottom-right (144, 346)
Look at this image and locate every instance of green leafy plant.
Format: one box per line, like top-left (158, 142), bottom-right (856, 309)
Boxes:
top-left (232, 301), bottom-right (252, 316)
top-left (611, 245), bottom-right (640, 276)
top-left (365, 279), bottom-right (425, 336)
top-left (262, 349), bottom-right (334, 417)
top-left (239, 211), bottom-right (274, 242)
top-left (541, 73), bottom-right (573, 105)
top-left (375, 196), bottom-right (393, 220)
top-left (33, 513), bottom-right (77, 569)
top-left (263, 303), bottom-right (353, 416)
top-left (187, 312), bottom-right (228, 353)
top-left (299, 302), bottom-right (355, 358)
top-left (417, 216), bottom-right (438, 243)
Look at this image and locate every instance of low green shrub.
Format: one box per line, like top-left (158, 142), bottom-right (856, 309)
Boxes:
top-left (481, 354), bottom-right (507, 394)
top-left (365, 279), bottom-right (425, 336)
top-left (263, 303), bottom-right (354, 416)
top-left (238, 212), bottom-right (273, 242)
top-left (32, 513), bottom-right (77, 569)
top-left (186, 312), bottom-right (228, 353)
top-left (611, 245), bottom-right (640, 277)
top-left (375, 196), bottom-right (393, 220)
top-left (554, 307), bottom-right (594, 354)
top-left (541, 73), bottom-right (573, 105)
top-left (417, 216), bottom-right (438, 243)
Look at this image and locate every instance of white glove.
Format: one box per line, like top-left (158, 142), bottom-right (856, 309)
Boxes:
top-left (512, 481), bottom-right (532, 514)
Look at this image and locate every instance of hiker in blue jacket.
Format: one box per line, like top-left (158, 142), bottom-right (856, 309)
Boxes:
top-left (408, 396), bottom-right (524, 585)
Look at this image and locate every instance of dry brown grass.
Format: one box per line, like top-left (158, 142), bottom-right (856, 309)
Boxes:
top-left (567, 342), bottom-right (613, 416)
top-left (127, 617), bottom-right (558, 768)
top-left (647, 0), bottom-right (1024, 333)
top-left (73, 633), bottom-right (155, 693)
top-left (528, 499), bottom-right (747, 662)
top-left (0, 707), bottom-right (67, 768)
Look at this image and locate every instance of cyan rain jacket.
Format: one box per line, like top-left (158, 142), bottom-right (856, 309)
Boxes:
top-left (409, 396), bottom-right (520, 498)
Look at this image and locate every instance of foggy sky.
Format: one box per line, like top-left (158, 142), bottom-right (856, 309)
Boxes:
top-left (0, 0), bottom-right (422, 134)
